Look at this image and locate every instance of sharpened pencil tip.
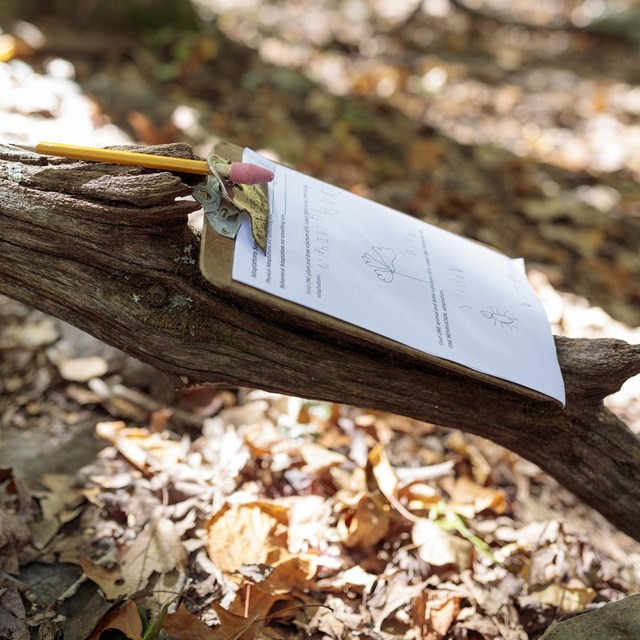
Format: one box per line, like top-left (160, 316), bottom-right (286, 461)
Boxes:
top-left (7, 143), bottom-right (38, 153)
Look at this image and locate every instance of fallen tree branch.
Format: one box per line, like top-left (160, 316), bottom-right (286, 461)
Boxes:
top-left (540, 593), bottom-right (640, 639)
top-left (1, 143), bottom-right (639, 540)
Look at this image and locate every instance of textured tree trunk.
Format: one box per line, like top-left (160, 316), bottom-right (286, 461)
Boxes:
top-left (1, 143), bottom-right (639, 540)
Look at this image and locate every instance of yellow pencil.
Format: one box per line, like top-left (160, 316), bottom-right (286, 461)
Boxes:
top-left (12, 141), bottom-right (275, 183)
top-left (16, 141), bottom-right (211, 175)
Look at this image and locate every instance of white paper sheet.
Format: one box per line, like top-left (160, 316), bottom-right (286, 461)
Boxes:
top-left (232, 149), bottom-right (565, 404)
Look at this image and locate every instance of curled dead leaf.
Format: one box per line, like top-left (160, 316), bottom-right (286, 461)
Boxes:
top-left (402, 483), bottom-right (441, 513)
top-left (334, 445), bottom-right (405, 549)
top-left (526, 583), bottom-right (596, 613)
top-left (96, 421), bottom-right (189, 472)
top-left (337, 493), bottom-right (390, 549)
top-left (442, 476), bottom-right (507, 517)
top-left (82, 517), bottom-right (186, 600)
top-left (286, 495), bottom-right (332, 554)
top-left (206, 502), bottom-right (287, 573)
top-left (412, 519), bottom-right (473, 569)
top-left (368, 444), bottom-right (398, 498)
top-left (210, 601), bottom-right (264, 640)
top-left (163, 604), bottom-right (218, 639)
top-left (0, 579), bottom-right (29, 640)
top-left (57, 355), bottom-right (108, 382)
top-left (414, 590), bottom-right (462, 638)
top-left (315, 565), bottom-right (377, 593)
top-left (367, 573), bottom-right (428, 632)
top-left (299, 443), bottom-right (348, 473)
top-left (87, 600), bottom-right (142, 640)
top-left (0, 506), bottom-right (31, 573)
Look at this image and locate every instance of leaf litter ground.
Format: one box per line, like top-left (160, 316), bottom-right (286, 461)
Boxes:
top-left (1, 293), bottom-right (639, 639)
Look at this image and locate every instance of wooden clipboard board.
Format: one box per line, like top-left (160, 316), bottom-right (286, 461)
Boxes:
top-left (199, 142), bottom-right (558, 405)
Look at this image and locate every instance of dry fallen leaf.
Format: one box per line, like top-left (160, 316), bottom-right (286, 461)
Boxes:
top-left (210, 602), bottom-right (264, 640)
top-left (57, 355), bottom-right (109, 382)
top-left (335, 445), bottom-right (401, 549)
top-left (315, 565), bottom-right (377, 593)
top-left (445, 432), bottom-right (493, 485)
top-left (82, 517), bottom-right (186, 600)
top-left (0, 579), bottom-right (29, 640)
top-left (28, 517), bottom-right (60, 551)
top-left (367, 572), bottom-right (428, 632)
top-left (526, 583), bottom-right (596, 612)
top-left (460, 570), bottom-right (523, 617)
top-left (368, 444), bottom-right (398, 499)
top-left (206, 502), bottom-right (286, 573)
top-left (425, 590), bottom-right (461, 636)
top-left (47, 531), bottom-right (93, 564)
top-left (96, 421), bottom-right (189, 472)
top-left (0, 506), bottom-right (31, 573)
top-left (223, 556), bottom-right (323, 638)
top-left (337, 493), bottom-right (390, 549)
top-left (240, 556), bottom-right (314, 597)
top-left (0, 317), bottom-right (58, 348)
top-left (40, 474), bottom-right (85, 515)
top-left (395, 461), bottom-right (455, 488)
top-left (87, 600), bottom-right (142, 640)
top-left (163, 604), bottom-right (218, 639)
top-left (0, 468), bottom-right (34, 520)
top-left (178, 386), bottom-right (226, 416)
top-left (414, 590), bottom-right (461, 638)
top-left (81, 558), bottom-right (128, 602)
top-left (442, 476), bottom-right (507, 517)
top-left (241, 422), bottom-right (282, 458)
top-left (121, 516), bottom-right (186, 588)
top-left (299, 443), bottom-right (348, 473)
top-left (286, 495), bottom-right (332, 553)
top-left (27, 474), bottom-right (86, 551)
top-left (230, 586), bottom-right (286, 624)
top-left (402, 482), bottom-right (441, 513)
top-left (307, 595), bottom-right (362, 639)
top-left (412, 519), bottom-right (474, 569)
top-left (0, 470), bottom-right (34, 573)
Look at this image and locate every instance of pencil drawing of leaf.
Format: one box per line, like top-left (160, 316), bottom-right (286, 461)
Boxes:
top-left (362, 252), bottom-right (387, 270)
top-left (362, 246), bottom-right (428, 285)
top-left (374, 268), bottom-right (395, 283)
top-left (372, 247), bottom-right (397, 270)
top-left (362, 247), bottom-right (397, 282)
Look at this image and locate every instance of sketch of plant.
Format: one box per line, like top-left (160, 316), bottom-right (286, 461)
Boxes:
top-left (362, 246), bottom-right (428, 284)
top-left (481, 307), bottom-right (518, 329)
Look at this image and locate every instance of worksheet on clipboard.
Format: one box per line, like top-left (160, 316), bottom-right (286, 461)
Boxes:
top-left (232, 148), bottom-right (565, 405)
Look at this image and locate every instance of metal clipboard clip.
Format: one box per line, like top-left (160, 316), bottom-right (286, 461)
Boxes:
top-left (192, 150), bottom-right (271, 252)
top-left (192, 153), bottom-right (243, 240)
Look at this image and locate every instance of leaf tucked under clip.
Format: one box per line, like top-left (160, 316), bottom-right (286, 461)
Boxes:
top-left (229, 182), bottom-right (269, 252)
top-left (211, 153), bottom-right (269, 252)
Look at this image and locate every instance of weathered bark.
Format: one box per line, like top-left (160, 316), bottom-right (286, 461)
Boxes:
top-left (540, 594), bottom-right (640, 640)
top-left (1, 143), bottom-right (639, 540)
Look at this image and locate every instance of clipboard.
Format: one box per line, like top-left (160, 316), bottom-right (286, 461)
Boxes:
top-left (199, 142), bottom-right (561, 406)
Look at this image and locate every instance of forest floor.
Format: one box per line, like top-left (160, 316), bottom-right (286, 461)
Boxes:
top-left (1, 2), bottom-right (640, 639)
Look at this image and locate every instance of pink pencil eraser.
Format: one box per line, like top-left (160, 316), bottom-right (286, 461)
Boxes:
top-left (229, 162), bottom-right (275, 184)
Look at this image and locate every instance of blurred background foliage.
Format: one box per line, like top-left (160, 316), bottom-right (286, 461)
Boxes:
top-left (2, 0), bottom-right (202, 32)
top-left (1, 0), bottom-right (639, 324)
